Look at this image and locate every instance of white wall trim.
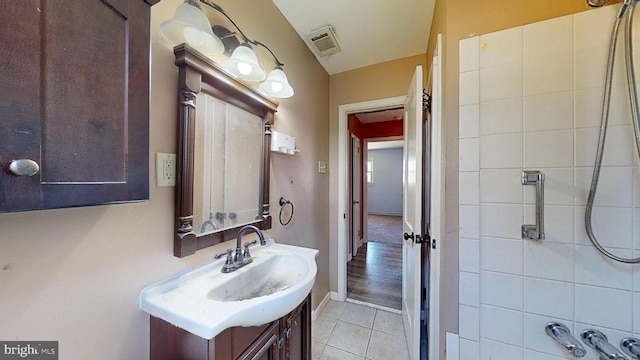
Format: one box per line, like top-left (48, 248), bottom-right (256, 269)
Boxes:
top-left (337, 96), bottom-right (406, 301)
top-left (312, 291), bottom-right (332, 322)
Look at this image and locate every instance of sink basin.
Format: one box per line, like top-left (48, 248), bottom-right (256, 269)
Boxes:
top-left (207, 253), bottom-right (309, 302)
top-left (139, 239), bottom-right (318, 339)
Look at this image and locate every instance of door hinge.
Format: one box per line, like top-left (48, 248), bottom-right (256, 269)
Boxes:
top-left (431, 238), bottom-right (436, 249)
top-left (423, 90), bottom-right (431, 112)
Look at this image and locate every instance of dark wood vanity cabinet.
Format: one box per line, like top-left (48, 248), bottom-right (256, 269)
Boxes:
top-left (0, 0), bottom-right (156, 212)
top-left (150, 294), bottom-right (312, 360)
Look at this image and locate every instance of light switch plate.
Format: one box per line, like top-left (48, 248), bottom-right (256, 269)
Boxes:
top-left (156, 152), bottom-right (176, 187)
top-left (318, 160), bottom-right (327, 174)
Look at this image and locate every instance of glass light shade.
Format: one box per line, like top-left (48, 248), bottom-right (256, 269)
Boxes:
top-left (160, 1), bottom-right (224, 57)
top-left (259, 68), bottom-right (294, 98)
top-left (222, 45), bottom-right (266, 82)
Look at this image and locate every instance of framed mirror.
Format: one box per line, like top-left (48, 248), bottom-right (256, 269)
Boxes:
top-left (173, 44), bottom-right (277, 257)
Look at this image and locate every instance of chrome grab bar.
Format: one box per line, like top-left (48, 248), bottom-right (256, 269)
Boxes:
top-left (582, 329), bottom-right (628, 360)
top-left (545, 322), bottom-right (586, 357)
top-left (522, 170), bottom-right (545, 240)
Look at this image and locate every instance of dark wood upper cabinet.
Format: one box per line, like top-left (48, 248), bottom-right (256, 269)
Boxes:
top-left (0, 0), bottom-right (157, 212)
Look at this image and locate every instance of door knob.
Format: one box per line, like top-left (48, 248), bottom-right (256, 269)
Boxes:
top-left (8, 159), bottom-right (40, 177)
top-left (403, 232), bottom-right (414, 241)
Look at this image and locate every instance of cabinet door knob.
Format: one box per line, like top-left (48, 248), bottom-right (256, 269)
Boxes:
top-left (8, 159), bottom-right (40, 177)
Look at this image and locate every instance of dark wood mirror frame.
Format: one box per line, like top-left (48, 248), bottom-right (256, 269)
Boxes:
top-left (173, 44), bottom-right (278, 258)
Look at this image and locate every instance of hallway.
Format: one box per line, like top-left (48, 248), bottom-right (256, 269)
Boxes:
top-left (347, 215), bottom-right (403, 310)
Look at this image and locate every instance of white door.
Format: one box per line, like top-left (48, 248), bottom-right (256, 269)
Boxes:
top-left (351, 136), bottom-right (361, 257)
top-left (402, 65), bottom-right (423, 360)
top-left (426, 33), bottom-right (443, 360)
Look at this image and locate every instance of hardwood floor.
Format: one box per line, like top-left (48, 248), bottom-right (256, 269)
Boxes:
top-left (347, 241), bottom-right (402, 310)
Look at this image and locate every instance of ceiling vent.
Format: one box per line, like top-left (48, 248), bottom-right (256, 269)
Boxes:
top-left (305, 26), bottom-right (341, 57)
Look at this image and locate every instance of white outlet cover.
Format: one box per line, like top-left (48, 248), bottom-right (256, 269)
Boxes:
top-left (156, 152), bottom-right (176, 187)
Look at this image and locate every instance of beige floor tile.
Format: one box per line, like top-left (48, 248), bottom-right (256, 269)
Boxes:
top-left (373, 310), bottom-right (406, 339)
top-left (313, 315), bottom-right (338, 344)
top-left (366, 330), bottom-right (410, 360)
top-left (327, 321), bottom-right (372, 357)
top-left (320, 300), bottom-right (346, 319)
top-left (339, 302), bottom-right (377, 328)
top-left (312, 341), bottom-right (325, 360)
top-left (320, 345), bottom-right (365, 360)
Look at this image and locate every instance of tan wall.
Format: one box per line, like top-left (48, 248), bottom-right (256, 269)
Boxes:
top-left (0, 1), bottom-right (329, 359)
top-left (429, 0), bottom-right (623, 356)
top-left (328, 55), bottom-right (426, 291)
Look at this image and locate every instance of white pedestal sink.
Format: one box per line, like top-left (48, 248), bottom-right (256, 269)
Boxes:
top-left (139, 239), bottom-right (318, 339)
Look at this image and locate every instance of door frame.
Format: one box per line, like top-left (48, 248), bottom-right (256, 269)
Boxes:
top-left (350, 134), bottom-right (362, 260)
top-left (336, 96), bottom-right (405, 301)
top-left (425, 33), bottom-right (443, 360)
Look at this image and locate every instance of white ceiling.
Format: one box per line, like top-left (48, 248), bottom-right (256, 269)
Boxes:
top-left (272, 0), bottom-right (435, 75)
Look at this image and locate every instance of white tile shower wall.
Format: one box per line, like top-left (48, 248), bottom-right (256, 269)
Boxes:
top-left (459, 6), bottom-right (640, 359)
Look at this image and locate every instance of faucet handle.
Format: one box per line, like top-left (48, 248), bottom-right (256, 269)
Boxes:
top-left (221, 249), bottom-right (235, 273)
top-left (244, 239), bottom-right (258, 248)
top-left (621, 338), bottom-right (640, 359)
top-left (582, 329), bottom-right (628, 360)
top-left (242, 240), bottom-right (257, 262)
top-left (214, 248), bottom-right (233, 260)
top-left (545, 322), bottom-right (587, 357)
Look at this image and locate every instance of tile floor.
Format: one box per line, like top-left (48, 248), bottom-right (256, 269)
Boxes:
top-left (312, 300), bottom-right (410, 360)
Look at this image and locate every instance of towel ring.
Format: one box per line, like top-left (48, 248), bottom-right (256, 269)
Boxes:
top-left (279, 197), bottom-right (294, 226)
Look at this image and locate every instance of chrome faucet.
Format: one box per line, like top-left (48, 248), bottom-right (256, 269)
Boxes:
top-left (545, 322), bottom-right (586, 357)
top-left (213, 225), bottom-right (266, 273)
top-left (582, 329), bottom-right (628, 360)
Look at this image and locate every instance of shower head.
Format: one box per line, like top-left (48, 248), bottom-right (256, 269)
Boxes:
top-left (587, 0), bottom-right (608, 7)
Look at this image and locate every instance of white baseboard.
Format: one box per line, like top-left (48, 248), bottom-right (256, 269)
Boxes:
top-left (345, 298), bottom-right (401, 315)
top-left (445, 332), bottom-right (459, 360)
top-left (367, 212), bottom-right (402, 216)
top-left (312, 292), bottom-right (331, 322)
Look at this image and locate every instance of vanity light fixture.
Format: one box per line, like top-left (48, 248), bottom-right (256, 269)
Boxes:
top-left (159, 0), bottom-right (224, 57)
top-left (222, 43), bottom-right (266, 82)
top-left (160, 0), bottom-right (294, 98)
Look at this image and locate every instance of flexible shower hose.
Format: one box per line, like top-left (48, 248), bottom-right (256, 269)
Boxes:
top-left (586, 0), bottom-right (640, 263)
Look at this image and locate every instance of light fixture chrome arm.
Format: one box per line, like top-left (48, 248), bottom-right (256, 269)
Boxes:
top-left (198, 0), bottom-right (285, 67)
top-left (252, 40), bottom-right (285, 67)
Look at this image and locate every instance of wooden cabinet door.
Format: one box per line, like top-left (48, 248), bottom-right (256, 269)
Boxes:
top-left (0, 0), bottom-right (152, 212)
top-left (283, 294), bottom-right (311, 360)
top-left (238, 322), bottom-right (280, 360)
